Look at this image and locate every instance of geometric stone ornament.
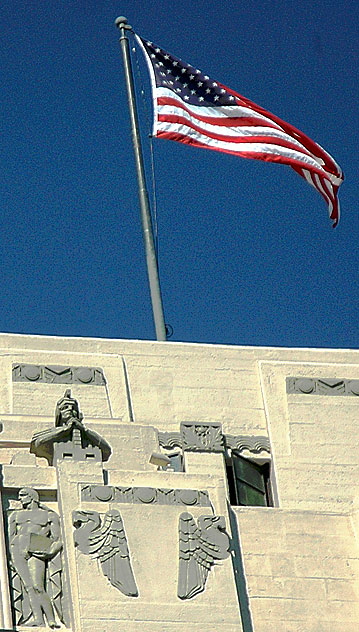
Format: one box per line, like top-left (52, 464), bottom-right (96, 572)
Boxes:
top-left (72, 509), bottom-right (138, 597)
top-left (286, 376), bottom-right (359, 396)
top-left (158, 430), bottom-right (271, 455)
top-left (12, 363), bottom-right (106, 385)
top-left (180, 422), bottom-right (224, 452)
top-left (80, 485), bottom-right (212, 507)
top-left (30, 389), bottom-right (111, 465)
top-left (158, 431), bottom-right (182, 449)
top-left (225, 435), bottom-right (271, 454)
top-left (7, 488), bottom-right (66, 628)
top-left (178, 512), bottom-right (231, 600)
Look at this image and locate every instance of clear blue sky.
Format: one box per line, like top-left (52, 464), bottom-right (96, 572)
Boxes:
top-left (1, 1), bottom-right (358, 347)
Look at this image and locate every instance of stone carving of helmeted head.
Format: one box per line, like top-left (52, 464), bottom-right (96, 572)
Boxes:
top-left (18, 487), bottom-right (39, 508)
top-left (55, 389), bottom-right (83, 427)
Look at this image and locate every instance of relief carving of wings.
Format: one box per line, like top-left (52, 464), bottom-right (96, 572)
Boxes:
top-left (73, 509), bottom-right (138, 597)
top-left (178, 512), bottom-right (230, 600)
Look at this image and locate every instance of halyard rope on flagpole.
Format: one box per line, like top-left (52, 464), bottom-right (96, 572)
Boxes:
top-left (131, 38), bottom-right (160, 260)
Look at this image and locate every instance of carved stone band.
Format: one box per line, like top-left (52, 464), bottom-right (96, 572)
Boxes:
top-left (225, 435), bottom-right (270, 454)
top-left (158, 423), bottom-right (224, 452)
top-left (158, 429), bottom-right (271, 454)
top-left (12, 364), bottom-right (106, 385)
top-left (80, 485), bottom-right (211, 507)
top-left (286, 377), bottom-right (359, 396)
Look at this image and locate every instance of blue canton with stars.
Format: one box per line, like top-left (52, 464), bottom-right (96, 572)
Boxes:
top-left (140, 38), bottom-right (237, 107)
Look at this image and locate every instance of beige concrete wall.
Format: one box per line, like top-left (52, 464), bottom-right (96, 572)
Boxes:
top-left (259, 360), bottom-right (359, 513)
top-left (235, 507), bottom-right (359, 632)
top-left (0, 333), bottom-right (359, 630)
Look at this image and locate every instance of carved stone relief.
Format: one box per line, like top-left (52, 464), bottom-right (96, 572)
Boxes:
top-left (181, 422), bottom-right (224, 452)
top-left (178, 512), bottom-right (230, 600)
top-left (158, 429), bottom-right (271, 455)
top-left (287, 377), bottom-right (359, 396)
top-left (13, 363), bottom-right (106, 385)
top-left (30, 389), bottom-right (111, 465)
top-left (7, 488), bottom-right (66, 628)
top-left (158, 431), bottom-right (182, 449)
top-left (80, 485), bottom-right (211, 507)
top-left (225, 435), bottom-right (270, 454)
top-left (73, 509), bottom-right (138, 597)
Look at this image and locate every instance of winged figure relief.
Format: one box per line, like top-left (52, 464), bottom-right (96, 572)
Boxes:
top-left (178, 512), bottom-right (231, 600)
top-left (72, 509), bottom-right (138, 597)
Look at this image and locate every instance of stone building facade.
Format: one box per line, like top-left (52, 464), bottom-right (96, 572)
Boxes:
top-left (0, 332), bottom-right (358, 631)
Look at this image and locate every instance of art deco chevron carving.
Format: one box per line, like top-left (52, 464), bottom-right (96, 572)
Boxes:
top-left (80, 485), bottom-right (211, 507)
top-left (287, 377), bottom-right (359, 396)
top-left (13, 363), bottom-right (106, 385)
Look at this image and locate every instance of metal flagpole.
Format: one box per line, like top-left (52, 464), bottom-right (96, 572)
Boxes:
top-left (115, 16), bottom-right (167, 342)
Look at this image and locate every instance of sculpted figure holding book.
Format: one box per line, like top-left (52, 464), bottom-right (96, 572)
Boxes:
top-left (8, 487), bottom-right (64, 628)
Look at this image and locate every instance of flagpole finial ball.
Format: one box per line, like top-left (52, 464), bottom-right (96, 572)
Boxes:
top-left (115, 16), bottom-right (131, 30)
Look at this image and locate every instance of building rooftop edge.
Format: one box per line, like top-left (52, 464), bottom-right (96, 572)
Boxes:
top-left (0, 331), bottom-right (358, 354)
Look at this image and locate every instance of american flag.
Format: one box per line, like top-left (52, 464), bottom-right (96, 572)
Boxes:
top-left (136, 35), bottom-right (343, 227)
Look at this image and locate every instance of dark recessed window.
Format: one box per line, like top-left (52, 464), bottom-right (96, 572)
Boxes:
top-left (226, 453), bottom-right (272, 507)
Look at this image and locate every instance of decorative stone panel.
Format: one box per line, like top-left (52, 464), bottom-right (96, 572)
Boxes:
top-left (80, 485), bottom-right (211, 507)
top-left (12, 364), bottom-right (106, 385)
top-left (158, 431), bottom-right (182, 449)
top-left (158, 430), bottom-right (271, 454)
top-left (225, 435), bottom-right (270, 454)
top-left (286, 377), bottom-right (359, 396)
top-left (180, 422), bottom-right (224, 452)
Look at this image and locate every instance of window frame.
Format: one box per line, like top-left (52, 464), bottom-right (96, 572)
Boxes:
top-left (225, 450), bottom-right (273, 507)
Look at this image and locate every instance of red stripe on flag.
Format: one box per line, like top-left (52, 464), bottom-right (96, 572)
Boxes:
top-left (156, 130), bottom-right (335, 175)
top-left (157, 113), bottom-right (316, 155)
top-left (157, 96), bottom-right (280, 129)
